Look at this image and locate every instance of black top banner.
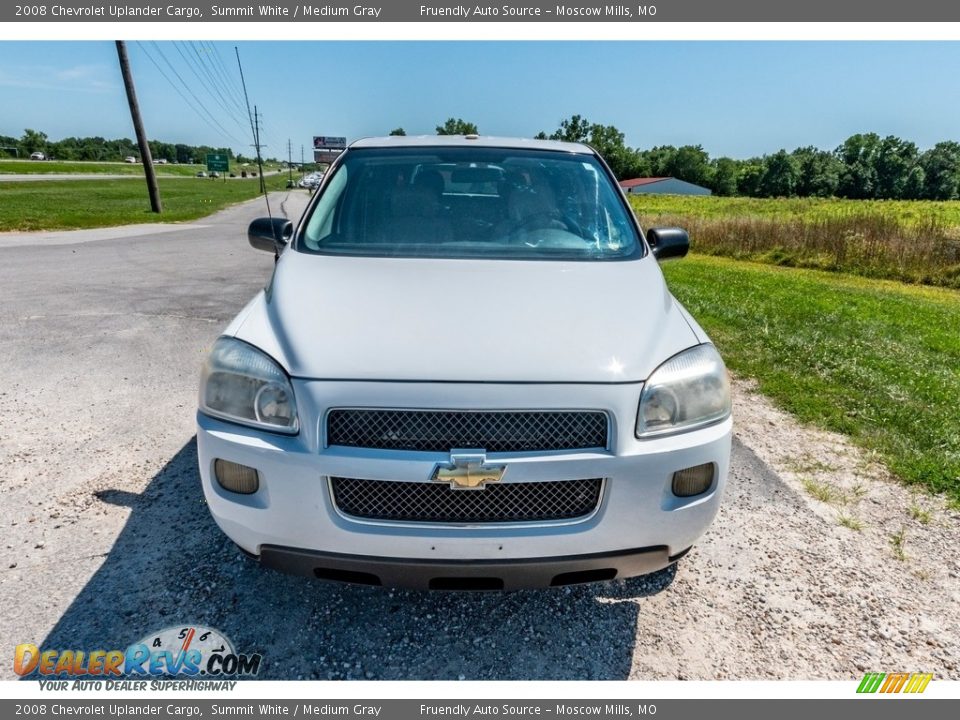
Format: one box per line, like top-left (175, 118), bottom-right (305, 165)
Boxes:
top-left (5, 0), bottom-right (960, 22)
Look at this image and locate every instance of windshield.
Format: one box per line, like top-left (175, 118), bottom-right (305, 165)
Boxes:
top-left (299, 146), bottom-right (642, 260)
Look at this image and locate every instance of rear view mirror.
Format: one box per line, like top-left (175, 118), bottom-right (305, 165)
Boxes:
top-left (646, 227), bottom-right (689, 261)
top-left (248, 217), bottom-right (293, 254)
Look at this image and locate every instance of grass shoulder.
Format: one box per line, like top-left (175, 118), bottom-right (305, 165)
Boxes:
top-left (663, 254), bottom-right (960, 502)
top-left (0, 175), bottom-right (291, 231)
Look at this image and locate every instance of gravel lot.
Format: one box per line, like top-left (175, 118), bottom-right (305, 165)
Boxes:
top-left (1, 193), bottom-right (957, 680)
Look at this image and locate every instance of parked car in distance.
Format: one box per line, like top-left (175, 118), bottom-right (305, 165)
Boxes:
top-left (124, 156), bottom-right (137, 163)
top-left (29, 152), bottom-right (45, 161)
top-left (298, 171), bottom-right (324, 190)
top-left (196, 171), bottom-right (207, 178)
top-left (197, 135), bottom-right (732, 590)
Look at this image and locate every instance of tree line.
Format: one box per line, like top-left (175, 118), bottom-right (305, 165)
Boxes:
top-left (535, 115), bottom-right (960, 201)
top-left (397, 116), bottom-right (960, 201)
top-left (0, 129), bottom-right (236, 165)
top-left (10, 119), bottom-right (960, 201)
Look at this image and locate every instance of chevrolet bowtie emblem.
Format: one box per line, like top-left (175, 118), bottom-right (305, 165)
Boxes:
top-left (432, 451), bottom-right (505, 490)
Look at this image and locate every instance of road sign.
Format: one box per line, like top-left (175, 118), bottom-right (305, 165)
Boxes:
top-left (313, 136), bottom-right (347, 150)
top-left (206, 153), bottom-right (229, 172)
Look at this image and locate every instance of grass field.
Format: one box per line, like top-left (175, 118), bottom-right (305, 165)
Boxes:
top-left (629, 194), bottom-right (960, 225)
top-left (662, 255), bottom-right (960, 503)
top-left (0, 175), bottom-right (291, 231)
top-left (631, 195), bottom-right (960, 288)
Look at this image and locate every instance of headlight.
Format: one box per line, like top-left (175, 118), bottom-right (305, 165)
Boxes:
top-left (199, 337), bottom-right (299, 434)
top-left (636, 344), bottom-right (730, 438)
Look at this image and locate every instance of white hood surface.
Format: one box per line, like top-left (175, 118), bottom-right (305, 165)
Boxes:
top-left (232, 252), bottom-right (699, 383)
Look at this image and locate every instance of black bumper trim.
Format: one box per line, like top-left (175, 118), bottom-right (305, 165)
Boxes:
top-left (257, 544), bottom-right (676, 590)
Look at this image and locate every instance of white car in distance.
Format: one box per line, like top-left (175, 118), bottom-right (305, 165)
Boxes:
top-left (197, 135), bottom-right (732, 590)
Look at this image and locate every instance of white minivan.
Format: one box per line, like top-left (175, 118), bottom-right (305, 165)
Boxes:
top-left (197, 135), bottom-right (732, 590)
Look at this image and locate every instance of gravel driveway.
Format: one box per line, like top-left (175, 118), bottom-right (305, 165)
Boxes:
top-left (1, 193), bottom-right (957, 680)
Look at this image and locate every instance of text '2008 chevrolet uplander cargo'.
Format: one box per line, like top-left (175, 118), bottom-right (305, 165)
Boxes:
top-left (197, 135), bottom-right (732, 590)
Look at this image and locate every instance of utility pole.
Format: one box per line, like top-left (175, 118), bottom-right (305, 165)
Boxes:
top-left (252, 106), bottom-right (267, 195)
top-left (116, 41), bottom-right (161, 213)
top-left (287, 139), bottom-right (293, 184)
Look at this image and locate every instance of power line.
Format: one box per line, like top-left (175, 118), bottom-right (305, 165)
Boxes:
top-left (236, 48), bottom-right (272, 216)
top-left (200, 41), bottom-right (248, 114)
top-left (177, 40), bottom-right (248, 125)
top-left (142, 41), bottom-right (246, 146)
top-left (189, 40), bottom-right (245, 114)
top-left (135, 42), bottom-right (239, 148)
top-left (235, 46), bottom-right (256, 144)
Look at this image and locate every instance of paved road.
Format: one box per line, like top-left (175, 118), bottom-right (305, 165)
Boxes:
top-left (1, 195), bottom-right (954, 681)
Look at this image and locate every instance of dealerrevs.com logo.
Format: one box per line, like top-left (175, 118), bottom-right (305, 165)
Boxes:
top-left (15, 625), bottom-right (261, 688)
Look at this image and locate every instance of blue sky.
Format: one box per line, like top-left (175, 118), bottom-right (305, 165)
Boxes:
top-left (1, 41), bottom-right (959, 159)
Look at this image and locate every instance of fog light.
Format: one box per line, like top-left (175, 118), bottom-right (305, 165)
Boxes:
top-left (672, 463), bottom-right (714, 497)
top-left (214, 459), bottom-right (259, 494)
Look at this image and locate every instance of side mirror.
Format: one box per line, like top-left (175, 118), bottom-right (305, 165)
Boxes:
top-left (647, 227), bottom-right (689, 261)
top-left (248, 217), bottom-right (293, 254)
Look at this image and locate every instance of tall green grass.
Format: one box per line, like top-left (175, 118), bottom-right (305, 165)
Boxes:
top-left (631, 195), bottom-right (960, 288)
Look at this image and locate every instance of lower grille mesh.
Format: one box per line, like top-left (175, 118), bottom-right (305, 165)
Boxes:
top-left (331, 477), bottom-right (603, 523)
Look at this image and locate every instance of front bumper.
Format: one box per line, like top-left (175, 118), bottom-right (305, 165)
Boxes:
top-left (254, 544), bottom-right (692, 590)
top-left (197, 380), bottom-right (731, 589)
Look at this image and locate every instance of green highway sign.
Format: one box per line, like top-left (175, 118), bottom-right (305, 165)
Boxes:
top-left (206, 153), bottom-right (229, 172)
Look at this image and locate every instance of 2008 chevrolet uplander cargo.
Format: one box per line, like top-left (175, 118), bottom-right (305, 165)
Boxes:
top-left (197, 136), bottom-right (732, 590)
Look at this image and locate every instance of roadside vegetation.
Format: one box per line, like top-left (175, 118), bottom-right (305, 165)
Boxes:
top-left (1, 128), bottom-right (253, 167)
top-left (0, 175), bottom-right (290, 231)
top-left (662, 255), bottom-right (960, 503)
top-left (0, 159), bottom-right (208, 177)
top-left (634, 195), bottom-right (960, 288)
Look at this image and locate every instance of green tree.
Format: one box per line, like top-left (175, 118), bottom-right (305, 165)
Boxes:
top-left (760, 150), bottom-right (801, 197)
top-left (20, 128), bottom-right (48, 155)
top-left (546, 114), bottom-right (592, 143)
top-left (903, 164), bottom-right (926, 200)
top-left (874, 135), bottom-right (919, 199)
top-left (389, 127), bottom-right (406, 136)
top-left (641, 145), bottom-right (677, 177)
top-left (793, 146), bottom-right (840, 197)
top-left (436, 118), bottom-right (478, 135)
top-left (585, 123), bottom-right (641, 179)
top-left (837, 133), bottom-right (881, 199)
top-left (663, 145), bottom-right (713, 187)
top-left (538, 115), bottom-right (646, 179)
top-left (919, 141), bottom-right (960, 200)
top-left (737, 160), bottom-right (765, 197)
top-left (710, 157), bottom-right (740, 196)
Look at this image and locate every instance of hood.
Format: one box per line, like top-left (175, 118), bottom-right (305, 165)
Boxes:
top-left (232, 252), bottom-right (698, 383)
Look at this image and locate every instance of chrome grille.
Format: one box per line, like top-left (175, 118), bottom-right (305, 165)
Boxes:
top-left (330, 477), bottom-right (603, 523)
top-left (326, 410), bottom-right (608, 452)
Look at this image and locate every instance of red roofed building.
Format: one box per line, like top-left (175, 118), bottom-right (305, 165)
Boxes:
top-left (620, 177), bottom-right (712, 196)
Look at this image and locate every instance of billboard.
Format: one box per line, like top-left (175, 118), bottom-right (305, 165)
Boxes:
top-left (313, 136), bottom-right (347, 150)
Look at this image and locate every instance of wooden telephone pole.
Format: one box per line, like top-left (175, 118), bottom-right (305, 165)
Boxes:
top-left (116, 41), bottom-right (162, 213)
